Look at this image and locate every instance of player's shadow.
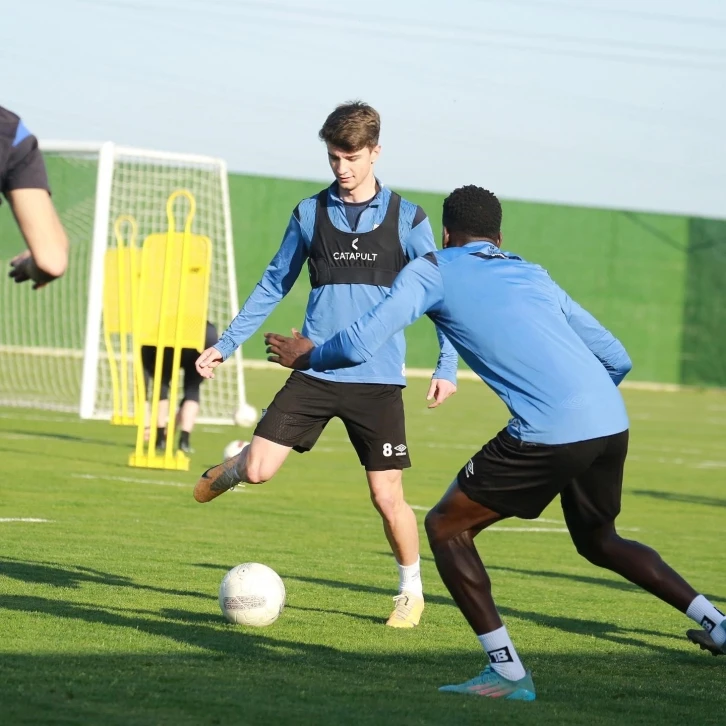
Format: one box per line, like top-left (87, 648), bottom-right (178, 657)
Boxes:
top-left (284, 604), bottom-right (382, 624)
top-left (419, 558), bottom-right (723, 610)
top-left (1, 597), bottom-right (719, 726)
top-left (193, 563), bottom-right (720, 651)
top-left (273, 573), bottom-right (681, 654)
top-left (0, 444), bottom-right (129, 469)
top-left (0, 558), bottom-right (209, 600)
top-left (0, 591), bottom-right (689, 661)
top-left (485, 563), bottom-right (640, 593)
top-left (631, 489), bottom-right (726, 509)
top-left (411, 551), bottom-right (642, 595)
top-left (10, 428), bottom-right (131, 448)
top-left (0, 589), bottom-right (714, 726)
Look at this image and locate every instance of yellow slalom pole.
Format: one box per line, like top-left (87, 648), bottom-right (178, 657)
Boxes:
top-left (163, 190), bottom-right (197, 468)
top-left (146, 211), bottom-right (175, 460)
top-left (128, 224), bottom-right (143, 427)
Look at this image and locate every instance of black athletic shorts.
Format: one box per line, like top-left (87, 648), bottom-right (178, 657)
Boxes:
top-left (141, 321), bottom-right (218, 403)
top-left (141, 346), bottom-right (204, 403)
top-left (457, 428), bottom-right (629, 529)
top-left (254, 371), bottom-right (411, 471)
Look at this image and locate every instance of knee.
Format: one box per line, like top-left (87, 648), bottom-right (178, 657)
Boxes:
top-left (424, 508), bottom-right (445, 548)
top-left (573, 530), bottom-right (619, 567)
top-left (368, 471), bottom-right (405, 520)
top-left (370, 487), bottom-right (404, 520)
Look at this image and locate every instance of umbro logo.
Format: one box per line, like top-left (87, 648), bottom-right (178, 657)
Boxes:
top-left (487, 646), bottom-right (513, 664)
top-left (351, 237), bottom-right (359, 250)
top-left (465, 459), bottom-right (474, 477)
top-left (394, 444), bottom-right (407, 456)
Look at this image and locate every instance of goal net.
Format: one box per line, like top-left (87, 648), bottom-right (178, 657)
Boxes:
top-left (0, 141), bottom-right (256, 425)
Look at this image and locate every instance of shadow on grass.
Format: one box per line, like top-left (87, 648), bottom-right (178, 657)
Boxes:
top-left (278, 574), bottom-right (688, 654)
top-left (0, 592), bottom-right (723, 726)
top-left (631, 489), bottom-right (726, 509)
top-left (11, 428), bottom-right (132, 448)
top-left (0, 559), bottom-right (692, 656)
top-left (0, 444), bottom-right (129, 469)
top-left (0, 558), bottom-right (209, 600)
top-left (411, 556), bottom-right (724, 607)
top-left (192, 564), bottom-right (710, 653)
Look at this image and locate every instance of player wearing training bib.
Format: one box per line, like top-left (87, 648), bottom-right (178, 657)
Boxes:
top-left (266, 185), bottom-right (725, 699)
top-left (1, 105), bottom-right (68, 288)
top-left (194, 101), bottom-right (458, 628)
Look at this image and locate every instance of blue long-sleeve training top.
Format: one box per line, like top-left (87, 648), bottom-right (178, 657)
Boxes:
top-left (214, 182), bottom-right (458, 385)
top-left (309, 241), bottom-right (632, 445)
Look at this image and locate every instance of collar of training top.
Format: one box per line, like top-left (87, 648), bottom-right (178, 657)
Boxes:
top-left (464, 240), bottom-right (521, 261)
top-left (328, 179), bottom-right (385, 207)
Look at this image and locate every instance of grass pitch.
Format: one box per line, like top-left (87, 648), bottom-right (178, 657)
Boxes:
top-left (1, 368), bottom-right (724, 725)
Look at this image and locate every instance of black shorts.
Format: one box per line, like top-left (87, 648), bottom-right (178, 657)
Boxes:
top-left (457, 428), bottom-right (629, 529)
top-left (141, 346), bottom-right (203, 402)
top-left (141, 322), bottom-right (218, 403)
top-left (254, 371), bottom-right (411, 471)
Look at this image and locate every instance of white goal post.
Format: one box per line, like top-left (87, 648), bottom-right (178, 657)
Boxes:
top-left (0, 140), bottom-right (256, 426)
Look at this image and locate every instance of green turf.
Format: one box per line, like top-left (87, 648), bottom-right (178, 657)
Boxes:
top-left (1, 369), bottom-right (724, 725)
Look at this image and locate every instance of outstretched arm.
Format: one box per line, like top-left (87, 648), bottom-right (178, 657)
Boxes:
top-left (197, 212), bottom-right (308, 379)
top-left (266, 256), bottom-right (445, 373)
top-left (213, 213), bottom-right (308, 360)
top-left (4, 130), bottom-right (68, 287)
top-left (557, 287), bottom-right (632, 385)
top-left (403, 214), bottom-right (458, 405)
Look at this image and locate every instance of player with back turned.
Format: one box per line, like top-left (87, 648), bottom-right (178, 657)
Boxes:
top-left (265, 185), bottom-right (725, 699)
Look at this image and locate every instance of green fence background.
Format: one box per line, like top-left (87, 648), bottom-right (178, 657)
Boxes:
top-left (2, 164), bottom-right (724, 386)
top-left (229, 173), bottom-right (726, 386)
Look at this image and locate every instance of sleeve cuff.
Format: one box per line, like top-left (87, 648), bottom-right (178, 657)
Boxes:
top-left (213, 343), bottom-right (234, 362)
top-left (309, 346), bottom-right (324, 371)
top-left (433, 367), bottom-right (458, 385)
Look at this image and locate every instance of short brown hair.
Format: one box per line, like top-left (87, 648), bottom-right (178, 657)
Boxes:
top-left (318, 101), bottom-right (380, 152)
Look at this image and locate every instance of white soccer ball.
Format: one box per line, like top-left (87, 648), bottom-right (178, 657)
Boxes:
top-left (219, 562), bottom-right (286, 627)
top-left (223, 439), bottom-right (248, 460)
top-left (234, 403), bottom-right (258, 427)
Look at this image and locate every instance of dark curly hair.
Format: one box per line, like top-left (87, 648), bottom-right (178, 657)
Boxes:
top-left (442, 185), bottom-right (502, 243)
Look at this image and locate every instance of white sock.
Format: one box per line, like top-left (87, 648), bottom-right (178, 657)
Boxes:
top-left (477, 625), bottom-right (527, 681)
top-left (397, 557), bottom-right (423, 598)
top-left (687, 595), bottom-right (726, 645)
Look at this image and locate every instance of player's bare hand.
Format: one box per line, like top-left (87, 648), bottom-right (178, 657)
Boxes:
top-left (426, 378), bottom-right (457, 408)
top-left (8, 250), bottom-right (48, 289)
top-left (265, 329), bottom-right (314, 369)
top-left (196, 346), bottom-right (223, 379)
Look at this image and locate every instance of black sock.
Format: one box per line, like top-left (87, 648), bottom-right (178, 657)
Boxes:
top-left (179, 431), bottom-right (190, 448)
top-left (156, 427), bottom-right (166, 443)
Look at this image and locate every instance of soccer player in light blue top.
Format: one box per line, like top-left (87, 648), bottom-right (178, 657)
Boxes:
top-left (194, 102), bottom-right (458, 627)
top-left (265, 185), bottom-right (725, 698)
